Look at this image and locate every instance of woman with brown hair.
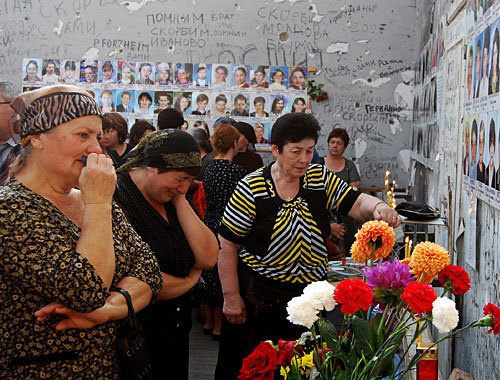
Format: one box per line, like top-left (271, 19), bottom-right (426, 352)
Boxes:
top-left (101, 112), bottom-right (132, 168)
top-left (202, 124), bottom-right (248, 340)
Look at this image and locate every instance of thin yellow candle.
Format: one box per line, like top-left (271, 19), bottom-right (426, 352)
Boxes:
top-left (405, 236), bottom-right (409, 259)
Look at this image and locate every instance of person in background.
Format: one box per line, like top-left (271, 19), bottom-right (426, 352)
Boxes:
top-left (193, 120), bottom-right (210, 137)
top-left (42, 60), bottom-right (60, 83)
top-left (23, 60), bottom-right (41, 82)
top-left (101, 112), bottom-right (132, 168)
top-left (116, 91), bottom-right (133, 113)
top-left (269, 68), bottom-right (286, 90)
top-left (1, 85), bottom-right (162, 379)
top-left (233, 66), bottom-right (249, 88)
top-left (100, 61), bottom-right (115, 84)
top-left (289, 67), bottom-right (307, 90)
top-left (253, 122), bottom-right (268, 144)
top-left (250, 66), bottom-right (269, 88)
top-left (137, 62), bottom-right (154, 85)
top-left (61, 60), bottom-right (78, 83)
top-left (470, 119), bottom-right (478, 179)
top-left (318, 128), bottom-right (361, 256)
top-left (129, 119), bottom-right (155, 147)
top-left (211, 94), bottom-right (231, 118)
top-left (175, 92), bottom-right (191, 114)
top-left (0, 81), bottom-right (18, 184)
top-left (118, 63), bottom-right (134, 85)
top-left (114, 129), bottom-right (219, 380)
top-left (476, 120), bottom-right (487, 183)
top-left (486, 118), bottom-right (496, 187)
top-left (100, 90), bottom-right (115, 113)
top-left (270, 96), bottom-right (285, 117)
top-left (231, 94), bottom-right (249, 117)
top-left (137, 92), bottom-right (153, 114)
top-left (214, 113), bottom-right (401, 380)
top-left (232, 121), bottom-right (263, 172)
top-left (155, 62), bottom-right (171, 85)
top-left (155, 92), bottom-right (172, 114)
top-left (158, 108), bottom-right (185, 130)
top-left (192, 93), bottom-right (210, 116)
top-left (249, 96), bottom-right (269, 118)
top-left (291, 97), bottom-right (307, 113)
top-left (464, 118), bottom-right (471, 176)
top-left (202, 124), bottom-right (248, 341)
top-left (489, 28), bottom-right (499, 95)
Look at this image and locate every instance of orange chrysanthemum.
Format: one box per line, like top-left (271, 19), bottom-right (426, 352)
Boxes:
top-left (409, 242), bottom-right (450, 284)
top-left (400, 258), bottom-right (411, 267)
top-left (350, 220), bottom-right (395, 264)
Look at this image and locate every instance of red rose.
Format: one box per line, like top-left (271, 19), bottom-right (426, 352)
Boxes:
top-left (238, 341), bottom-right (278, 380)
top-left (276, 339), bottom-right (296, 367)
top-left (334, 278), bottom-right (373, 314)
top-left (483, 303), bottom-right (500, 335)
top-left (438, 265), bottom-right (471, 295)
top-left (400, 281), bottom-right (437, 314)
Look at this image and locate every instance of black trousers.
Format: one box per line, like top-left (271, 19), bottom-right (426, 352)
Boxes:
top-left (138, 296), bottom-right (192, 380)
top-left (214, 274), bottom-right (306, 380)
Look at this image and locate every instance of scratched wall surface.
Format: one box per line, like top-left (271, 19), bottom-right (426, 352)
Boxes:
top-left (0, 0), bottom-right (416, 187)
top-left (412, 0), bottom-right (500, 378)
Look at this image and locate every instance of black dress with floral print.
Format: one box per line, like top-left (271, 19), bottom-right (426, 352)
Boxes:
top-left (0, 178), bottom-right (162, 379)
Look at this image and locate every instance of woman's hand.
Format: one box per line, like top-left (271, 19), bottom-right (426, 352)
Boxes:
top-left (373, 202), bottom-right (401, 228)
top-left (78, 153), bottom-right (116, 206)
top-left (223, 294), bottom-right (247, 325)
top-left (330, 223), bottom-right (346, 239)
top-left (35, 302), bottom-right (109, 330)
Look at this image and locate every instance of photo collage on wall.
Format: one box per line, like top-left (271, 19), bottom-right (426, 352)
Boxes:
top-left (463, 1), bottom-right (500, 209)
top-left (21, 59), bottom-right (313, 152)
top-left (410, 20), bottom-right (444, 169)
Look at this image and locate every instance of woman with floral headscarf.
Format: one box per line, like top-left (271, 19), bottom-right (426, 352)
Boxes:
top-left (0, 85), bottom-right (162, 379)
top-left (114, 129), bottom-right (219, 380)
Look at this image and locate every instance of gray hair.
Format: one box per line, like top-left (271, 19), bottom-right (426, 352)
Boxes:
top-left (0, 81), bottom-right (17, 101)
top-left (187, 126), bottom-right (212, 153)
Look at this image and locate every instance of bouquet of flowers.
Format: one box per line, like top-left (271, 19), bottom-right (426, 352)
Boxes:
top-left (239, 220), bottom-right (500, 380)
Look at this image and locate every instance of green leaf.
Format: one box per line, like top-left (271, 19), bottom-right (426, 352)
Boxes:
top-left (318, 318), bottom-right (339, 349)
top-left (352, 316), bottom-right (378, 357)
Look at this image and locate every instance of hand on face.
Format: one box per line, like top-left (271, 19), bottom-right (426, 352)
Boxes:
top-left (78, 153), bottom-right (116, 206)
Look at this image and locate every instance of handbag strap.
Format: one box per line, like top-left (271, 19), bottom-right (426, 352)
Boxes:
top-left (115, 287), bottom-right (139, 330)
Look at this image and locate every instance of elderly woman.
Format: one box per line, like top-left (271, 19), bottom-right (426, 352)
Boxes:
top-left (101, 112), bottom-right (132, 169)
top-left (0, 85), bottom-right (162, 379)
top-left (214, 113), bottom-right (401, 379)
top-left (114, 129), bottom-right (219, 380)
top-left (319, 128), bottom-right (361, 256)
top-left (201, 124), bottom-right (248, 340)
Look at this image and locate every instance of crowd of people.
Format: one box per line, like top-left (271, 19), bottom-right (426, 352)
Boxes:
top-left (0, 81), bottom-right (401, 379)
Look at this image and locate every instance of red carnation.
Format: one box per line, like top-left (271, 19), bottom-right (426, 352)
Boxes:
top-left (483, 303), bottom-right (500, 335)
top-left (400, 281), bottom-right (437, 314)
top-left (438, 265), bottom-right (471, 295)
top-left (276, 339), bottom-right (297, 367)
top-left (334, 278), bottom-right (373, 315)
top-left (238, 341), bottom-right (278, 380)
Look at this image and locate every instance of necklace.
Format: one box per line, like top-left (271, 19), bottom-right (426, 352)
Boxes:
top-left (272, 163), bottom-right (300, 202)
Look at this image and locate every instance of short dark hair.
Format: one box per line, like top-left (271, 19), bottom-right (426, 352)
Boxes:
top-left (328, 128), bottom-right (350, 146)
top-left (64, 60), bottom-right (76, 71)
top-left (158, 108), bottom-right (185, 130)
top-left (138, 92), bottom-right (152, 102)
top-left (121, 90), bottom-right (131, 99)
top-left (270, 113), bottom-right (320, 152)
top-left (102, 113), bottom-right (128, 144)
top-left (102, 61), bottom-right (113, 72)
top-left (196, 93), bottom-right (209, 103)
top-left (254, 96), bottom-right (265, 105)
top-left (129, 120), bottom-right (155, 146)
top-left (490, 118), bottom-right (496, 146)
top-left (471, 119), bottom-right (478, 138)
top-left (234, 94), bottom-right (246, 105)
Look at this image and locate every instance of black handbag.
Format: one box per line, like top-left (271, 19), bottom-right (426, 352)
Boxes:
top-left (115, 288), bottom-right (155, 380)
top-left (395, 201), bottom-right (440, 220)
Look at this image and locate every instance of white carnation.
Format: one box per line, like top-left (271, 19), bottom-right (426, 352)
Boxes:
top-left (302, 281), bottom-right (337, 312)
top-left (432, 297), bottom-right (459, 333)
top-left (286, 295), bottom-right (319, 328)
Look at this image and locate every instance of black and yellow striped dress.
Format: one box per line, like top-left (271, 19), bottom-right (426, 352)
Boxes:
top-left (219, 163), bottom-right (360, 288)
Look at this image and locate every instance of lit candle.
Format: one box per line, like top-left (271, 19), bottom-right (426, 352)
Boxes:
top-left (405, 236), bottom-right (409, 259)
top-left (409, 239), bottom-right (413, 256)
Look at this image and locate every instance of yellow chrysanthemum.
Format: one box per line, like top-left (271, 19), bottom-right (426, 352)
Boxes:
top-left (280, 352), bottom-right (314, 379)
top-left (350, 220), bottom-right (395, 264)
top-left (409, 241), bottom-right (450, 284)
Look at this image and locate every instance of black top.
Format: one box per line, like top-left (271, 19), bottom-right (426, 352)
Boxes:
top-left (233, 150), bottom-right (264, 173)
top-left (202, 159), bottom-right (247, 235)
top-left (114, 172), bottom-right (195, 277)
top-left (107, 144), bottom-right (133, 169)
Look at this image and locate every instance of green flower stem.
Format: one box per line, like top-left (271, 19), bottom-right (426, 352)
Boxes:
top-left (369, 243), bottom-right (377, 267)
top-left (377, 306), bottom-right (390, 338)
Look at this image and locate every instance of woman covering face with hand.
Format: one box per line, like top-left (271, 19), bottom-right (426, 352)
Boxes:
top-left (114, 129), bottom-right (219, 380)
top-left (0, 85), bottom-right (162, 379)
